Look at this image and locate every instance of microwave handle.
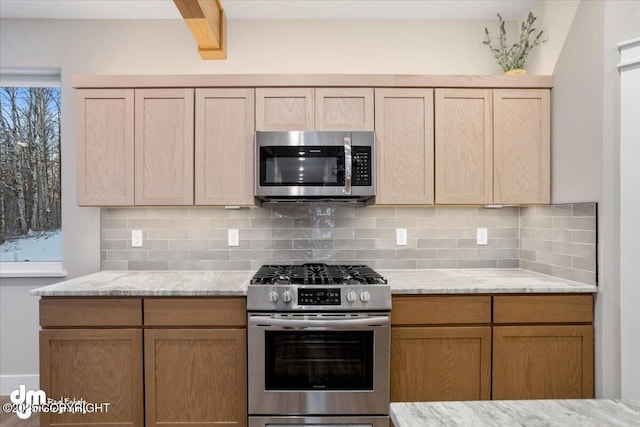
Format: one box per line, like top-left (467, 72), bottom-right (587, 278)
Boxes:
top-left (343, 136), bottom-right (352, 195)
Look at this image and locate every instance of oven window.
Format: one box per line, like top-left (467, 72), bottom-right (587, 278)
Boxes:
top-left (260, 146), bottom-right (344, 186)
top-left (265, 330), bottom-right (374, 390)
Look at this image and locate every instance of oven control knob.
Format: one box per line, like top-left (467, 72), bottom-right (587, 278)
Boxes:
top-left (360, 291), bottom-right (371, 302)
top-left (268, 291), bottom-right (279, 303)
top-left (346, 290), bottom-right (357, 303)
top-left (282, 290), bottom-right (293, 303)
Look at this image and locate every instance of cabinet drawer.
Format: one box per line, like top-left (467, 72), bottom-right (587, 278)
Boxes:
top-left (144, 297), bottom-right (246, 327)
top-left (391, 296), bottom-right (491, 325)
top-left (40, 298), bottom-right (142, 327)
top-left (493, 294), bottom-right (593, 324)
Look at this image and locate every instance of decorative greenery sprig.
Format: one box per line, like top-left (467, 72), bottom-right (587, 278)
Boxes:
top-left (483, 12), bottom-right (546, 72)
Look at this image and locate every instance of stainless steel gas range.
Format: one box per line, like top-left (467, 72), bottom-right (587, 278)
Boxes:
top-left (247, 263), bottom-right (391, 427)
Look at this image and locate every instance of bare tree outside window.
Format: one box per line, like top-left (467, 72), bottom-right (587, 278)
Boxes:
top-left (0, 86), bottom-right (62, 261)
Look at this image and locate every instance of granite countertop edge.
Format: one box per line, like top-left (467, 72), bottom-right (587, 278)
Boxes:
top-left (30, 268), bottom-right (597, 297)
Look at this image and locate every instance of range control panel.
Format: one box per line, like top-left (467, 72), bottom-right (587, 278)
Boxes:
top-left (298, 288), bottom-right (341, 305)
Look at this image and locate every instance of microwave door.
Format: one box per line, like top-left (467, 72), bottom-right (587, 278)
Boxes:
top-left (260, 146), bottom-right (345, 187)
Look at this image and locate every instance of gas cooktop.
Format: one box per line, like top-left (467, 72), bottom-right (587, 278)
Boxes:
top-left (250, 263), bottom-right (388, 286)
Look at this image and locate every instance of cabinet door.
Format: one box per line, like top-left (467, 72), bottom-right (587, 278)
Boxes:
top-left (492, 325), bottom-right (594, 399)
top-left (435, 89), bottom-right (493, 204)
top-left (39, 329), bottom-right (143, 427)
top-left (391, 326), bottom-right (491, 402)
top-left (135, 88), bottom-right (194, 205)
top-left (374, 89), bottom-right (434, 204)
top-left (145, 329), bottom-right (247, 427)
top-left (494, 89), bottom-right (550, 204)
top-left (195, 89), bottom-right (255, 206)
top-left (255, 88), bottom-right (314, 130)
top-left (77, 89), bottom-right (134, 206)
top-left (315, 88), bottom-right (374, 131)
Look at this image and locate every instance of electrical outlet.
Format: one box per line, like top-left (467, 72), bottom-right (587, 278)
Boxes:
top-left (477, 228), bottom-right (488, 245)
top-left (131, 230), bottom-right (143, 247)
top-left (396, 228), bottom-right (408, 246)
top-left (228, 229), bottom-right (239, 247)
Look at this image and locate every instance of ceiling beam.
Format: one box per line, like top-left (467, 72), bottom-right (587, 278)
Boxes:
top-left (174, 0), bottom-right (226, 60)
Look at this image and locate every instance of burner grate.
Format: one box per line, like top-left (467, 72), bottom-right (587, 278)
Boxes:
top-left (250, 263), bottom-right (387, 285)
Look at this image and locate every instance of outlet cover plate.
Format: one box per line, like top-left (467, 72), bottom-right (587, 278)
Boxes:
top-left (396, 228), bottom-right (408, 246)
top-left (131, 230), bottom-right (143, 247)
top-left (477, 228), bottom-right (488, 245)
top-left (228, 229), bottom-right (239, 247)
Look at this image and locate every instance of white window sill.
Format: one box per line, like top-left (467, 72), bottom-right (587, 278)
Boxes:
top-left (0, 262), bottom-right (67, 278)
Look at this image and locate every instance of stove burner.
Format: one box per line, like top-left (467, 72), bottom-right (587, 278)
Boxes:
top-left (251, 263), bottom-right (387, 285)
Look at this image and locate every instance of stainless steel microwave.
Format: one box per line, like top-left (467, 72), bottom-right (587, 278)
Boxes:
top-left (255, 131), bottom-right (375, 202)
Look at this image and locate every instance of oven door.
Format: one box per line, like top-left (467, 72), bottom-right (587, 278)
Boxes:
top-left (248, 313), bottom-right (390, 416)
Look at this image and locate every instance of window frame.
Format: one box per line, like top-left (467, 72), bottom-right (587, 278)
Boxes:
top-left (0, 67), bottom-right (66, 279)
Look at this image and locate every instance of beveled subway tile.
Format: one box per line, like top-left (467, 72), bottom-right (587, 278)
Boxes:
top-left (457, 259), bottom-right (497, 268)
top-left (209, 240), bottom-right (251, 249)
top-left (355, 249), bottom-right (396, 260)
top-left (394, 207), bottom-right (436, 218)
top-left (573, 256), bottom-right (596, 272)
top-left (169, 218), bottom-right (210, 229)
top-left (146, 229), bottom-right (189, 240)
top-left (436, 228), bottom-right (476, 239)
top-left (313, 250), bottom-right (356, 260)
top-left (101, 260), bottom-right (128, 270)
top-left (101, 240), bottom-right (127, 250)
top-left (457, 217), bottom-right (498, 228)
top-left (572, 230), bottom-right (596, 244)
top-left (238, 228), bottom-right (271, 240)
top-left (549, 205), bottom-right (573, 217)
top-left (477, 248), bottom-right (519, 259)
top-left (230, 250), bottom-right (272, 261)
top-left (313, 228), bottom-right (354, 239)
top-left (188, 229), bottom-right (226, 239)
top-left (272, 228), bottom-right (313, 239)
top-left (417, 238), bottom-right (457, 249)
top-left (272, 250), bottom-right (313, 261)
top-left (521, 217), bottom-right (552, 229)
top-left (435, 207), bottom-right (477, 217)
top-left (396, 249), bottom-right (437, 259)
top-left (498, 259), bottom-right (520, 268)
top-left (573, 203), bottom-right (596, 217)
top-left (476, 207), bottom-right (519, 217)
top-left (498, 216), bottom-right (520, 228)
top-left (188, 207), bottom-right (231, 218)
top-left (415, 217), bottom-right (458, 228)
top-left (520, 259), bottom-right (553, 276)
top-left (235, 207), bottom-right (270, 218)
top-left (353, 217), bottom-right (377, 228)
top-left (372, 259), bottom-right (417, 269)
top-left (189, 250), bottom-right (231, 260)
top-left (139, 240), bottom-right (169, 250)
top-left (102, 229), bottom-right (131, 240)
top-left (355, 207), bottom-right (396, 217)
top-left (411, 229), bottom-right (437, 238)
top-left (552, 217), bottom-right (596, 231)
top-left (416, 259), bottom-right (457, 268)
top-left (551, 265), bottom-right (596, 285)
top-left (333, 239), bottom-right (375, 249)
top-left (252, 239), bottom-right (293, 250)
top-left (497, 239), bottom-right (519, 249)
top-left (552, 241), bottom-right (596, 258)
top-left (355, 228), bottom-right (394, 239)
top-left (293, 239), bottom-right (334, 249)
top-left (521, 238), bottom-right (552, 252)
top-left (169, 240), bottom-right (209, 250)
top-left (535, 251), bottom-right (572, 268)
top-left (148, 250), bottom-right (189, 261)
top-left (374, 238), bottom-right (416, 249)
top-left (253, 217), bottom-right (293, 229)
top-left (375, 218), bottom-right (416, 228)
top-left (437, 248), bottom-right (478, 259)
top-left (458, 238), bottom-right (498, 249)
top-left (128, 261), bottom-right (168, 270)
top-left (106, 250), bottom-right (147, 261)
top-left (128, 218), bottom-right (170, 229)
top-left (101, 219), bottom-right (128, 229)
top-left (488, 228), bottom-right (519, 238)
top-left (519, 249), bottom-right (537, 261)
top-left (271, 205), bottom-right (313, 218)
top-left (210, 218), bottom-right (253, 229)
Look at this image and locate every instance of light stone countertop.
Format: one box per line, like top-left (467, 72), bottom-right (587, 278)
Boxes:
top-left (30, 268), bottom-right (596, 297)
top-left (390, 400), bottom-right (640, 427)
top-left (380, 268), bottom-right (597, 294)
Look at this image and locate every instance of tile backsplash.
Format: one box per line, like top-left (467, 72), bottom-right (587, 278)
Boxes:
top-left (100, 202), bottom-right (597, 285)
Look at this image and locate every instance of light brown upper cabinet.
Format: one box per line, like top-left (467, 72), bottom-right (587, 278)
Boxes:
top-left (435, 89), bottom-right (493, 204)
top-left (195, 89), bottom-right (255, 206)
top-left (77, 89), bottom-right (135, 206)
top-left (435, 88), bottom-right (550, 205)
top-left (255, 87), bottom-right (374, 131)
top-left (494, 89), bottom-right (550, 204)
top-left (135, 89), bottom-right (194, 205)
top-left (374, 89), bottom-right (435, 205)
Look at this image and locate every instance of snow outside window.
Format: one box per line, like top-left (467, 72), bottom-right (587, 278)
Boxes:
top-left (0, 68), bottom-right (65, 277)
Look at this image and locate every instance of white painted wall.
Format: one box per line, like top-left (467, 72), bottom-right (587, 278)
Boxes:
top-left (619, 37), bottom-right (640, 399)
top-left (551, 0), bottom-right (640, 398)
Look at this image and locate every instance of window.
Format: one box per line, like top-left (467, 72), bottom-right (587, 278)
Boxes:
top-left (0, 67), bottom-right (65, 276)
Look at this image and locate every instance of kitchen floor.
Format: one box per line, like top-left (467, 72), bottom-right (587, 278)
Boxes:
top-left (0, 396), bottom-right (39, 427)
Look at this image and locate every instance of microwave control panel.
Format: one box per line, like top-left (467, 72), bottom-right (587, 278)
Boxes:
top-left (352, 147), bottom-right (372, 186)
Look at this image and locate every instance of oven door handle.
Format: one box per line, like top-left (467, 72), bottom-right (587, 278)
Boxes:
top-left (250, 316), bottom-right (389, 328)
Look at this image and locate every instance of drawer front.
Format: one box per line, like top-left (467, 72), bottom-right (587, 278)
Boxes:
top-left (391, 295), bottom-right (491, 325)
top-left (40, 298), bottom-right (142, 327)
top-left (493, 294), bottom-right (593, 324)
top-left (144, 297), bottom-right (247, 327)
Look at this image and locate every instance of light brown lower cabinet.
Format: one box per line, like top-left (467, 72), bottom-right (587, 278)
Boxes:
top-left (39, 297), bottom-right (247, 427)
top-left (391, 326), bottom-right (491, 401)
top-left (39, 328), bottom-right (144, 427)
top-left (390, 294), bottom-right (594, 402)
